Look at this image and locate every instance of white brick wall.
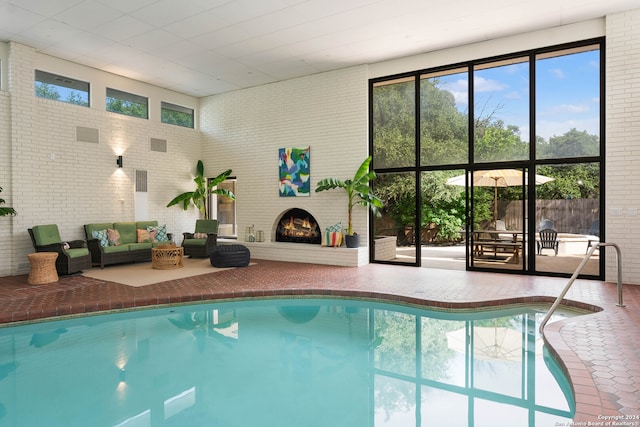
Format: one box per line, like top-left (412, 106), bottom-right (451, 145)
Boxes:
top-left (199, 66), bottom-right (371, 250)
top-left (4, 43), bottom-right (202, 274)
top-left (0, 90), bottom-right (13, 276)
top-left (606, 9), bottom-right (640, 283)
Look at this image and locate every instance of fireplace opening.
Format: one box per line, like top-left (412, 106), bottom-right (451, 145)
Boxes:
top-left (276, 208), bottom-right (321, 244)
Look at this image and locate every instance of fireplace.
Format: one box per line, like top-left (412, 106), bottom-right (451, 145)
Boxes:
top-left (275, 208), bottom-right (321, 244)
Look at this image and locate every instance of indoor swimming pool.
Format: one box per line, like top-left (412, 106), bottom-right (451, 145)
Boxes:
top-left (0, 297), bottom-right (580, 426)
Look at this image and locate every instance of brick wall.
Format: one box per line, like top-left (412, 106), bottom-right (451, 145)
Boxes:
top-left (606, 9), bottom-right (640, 283)
top-left (4, 43), bottom-right (201, 275)
top-left (0, 90), bottom-right (12, 276)
top-left (199, 66), bottom-right (370, 248)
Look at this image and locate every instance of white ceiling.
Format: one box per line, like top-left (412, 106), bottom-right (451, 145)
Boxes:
top-left (0, 0), bottom-right (637, 97)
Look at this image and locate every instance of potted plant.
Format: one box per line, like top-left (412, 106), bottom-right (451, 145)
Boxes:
top-left (167, 160), bottom-right (235, 219)
top-left (0, 186), bottom-right (17, 217)
top-left (315, 156), bottom-right (383, 248)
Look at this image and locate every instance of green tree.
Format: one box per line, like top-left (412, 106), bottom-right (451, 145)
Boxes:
top-left (474, 120), bottom-right (528, 162)
top-left (537, 128), bottom-right (599, 158)
top-left (420, 78), bottom-right (469, 165)
top-left (376, 171), bottom-right (466, 242)
top-left (107, 98), bottom-right (148, 118)
top-left (372, 80), bottom-right (416, 168)
top-left (372, 78), bottom-right (601, 242)
top-left (35, 82), bottom-right (61, 100)
top-left (162, 109), bottom-right (194, 128)
top-left (66, 91), bottom-right (88, 106)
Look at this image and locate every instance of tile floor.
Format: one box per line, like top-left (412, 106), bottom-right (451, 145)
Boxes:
top-left (0, 259), bottom-right (638, 422)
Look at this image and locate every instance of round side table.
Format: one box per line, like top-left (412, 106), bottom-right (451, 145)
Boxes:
top-left (151, 245), bottom-right (184, 270)
top-left (27, 252), bottom-right (59, 285)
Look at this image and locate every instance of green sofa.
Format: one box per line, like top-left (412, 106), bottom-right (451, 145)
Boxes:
top-left (84, 221), bottom-right (172, 268)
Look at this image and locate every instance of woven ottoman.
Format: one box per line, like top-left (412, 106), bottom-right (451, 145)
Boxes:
top-left (210, 244), bottom-right (250, 268)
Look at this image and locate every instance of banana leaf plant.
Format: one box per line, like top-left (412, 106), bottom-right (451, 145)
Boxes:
top-left (0, 186), bottom-right (16, 217)
top-left (167, 160), bottom-right (235, 220)
top-left (315, 156), bottom-right (383, 236)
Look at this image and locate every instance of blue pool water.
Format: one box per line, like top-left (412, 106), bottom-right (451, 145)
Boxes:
top-left (0, 298), bottom-right (578, 426)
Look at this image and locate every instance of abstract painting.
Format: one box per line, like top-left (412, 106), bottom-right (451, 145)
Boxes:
top-left (279, 147), bottom-right (310, 197)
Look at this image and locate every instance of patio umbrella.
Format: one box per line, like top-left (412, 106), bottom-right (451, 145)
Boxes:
top-left (446, 169), bottom-right (554, 226)
top-left (446, 326), bottom-right (542, 362)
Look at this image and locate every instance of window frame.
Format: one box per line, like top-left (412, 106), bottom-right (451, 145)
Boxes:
top-left (106, 87), bottom-right (148, 119)
top-left (161, 101), bottom-right (195, 128)
top-left (34, 70), bottom-right (90, 107)
top-left (369, 38), bottom-right (604, 279)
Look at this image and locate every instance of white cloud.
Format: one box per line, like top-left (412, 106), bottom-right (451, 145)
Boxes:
top-left (549, 68), bottom-right (565, 79)
top-left (439, 78), bottom-right (469, 107)
top-left (473, 76), bottom-right (508, 92)
top-left (505, 90), bottom-right (521, 100)
top-left (544, 103), bottom-right (590, 115)
top-left (536, 117), bottom-right (599, 141)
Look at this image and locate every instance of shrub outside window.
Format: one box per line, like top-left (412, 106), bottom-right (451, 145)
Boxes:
top-left (161, 101), bottom-right (194, 128)
top-left (35, 70), bottom-right (89, 107)
top-left (106, 88), bottom-right (148, 119)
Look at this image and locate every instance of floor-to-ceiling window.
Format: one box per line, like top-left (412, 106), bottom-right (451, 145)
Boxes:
top-left (370, 39), bottom-right (603, 278)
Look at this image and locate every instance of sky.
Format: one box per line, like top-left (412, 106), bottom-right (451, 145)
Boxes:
top-left (438, 48), bottom-right (600, 142)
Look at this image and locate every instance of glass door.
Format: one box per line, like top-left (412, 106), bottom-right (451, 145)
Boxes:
top-left (468, 168), bottom-right (527, 271)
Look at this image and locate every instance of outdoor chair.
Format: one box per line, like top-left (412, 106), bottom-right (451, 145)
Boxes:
top-left (182, 219), bottom-right (219, 258)
top-left (586, 219), bottom-right (600, 254)
top-left (536, 228), bottom-right (559, 256)
top-left (538, 218), bottom-right (554, 231)
top-left (28, 224), bottom-right (92, 275)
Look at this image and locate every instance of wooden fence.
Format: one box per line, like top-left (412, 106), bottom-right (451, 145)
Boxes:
top-left (501, 198), bottom-right (599, 234)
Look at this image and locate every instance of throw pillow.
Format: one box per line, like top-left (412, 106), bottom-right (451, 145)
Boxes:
top-left (92, 229), bottom-right (109, 247)
top-left (193, 232), bottom-right (208, 239)
top-left (324, 223), bottom-right (343, 247)
top-left (147, 224), bottom-right (169, 242)
top-left (325, 231), bottom-right (343, 247)
top-left (137, 228), bottom-right (154, 243)
top-left (327, 222), bottom-right (342, 233)
top-left (107, 228), bottom-right (121, 246)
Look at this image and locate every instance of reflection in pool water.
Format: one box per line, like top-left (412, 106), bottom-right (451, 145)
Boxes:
top-left (0, 298), bottom-right (577, 426)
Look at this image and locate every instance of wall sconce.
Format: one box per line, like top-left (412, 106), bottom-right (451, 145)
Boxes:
top-left (116, 155), bottom-right (123, 168)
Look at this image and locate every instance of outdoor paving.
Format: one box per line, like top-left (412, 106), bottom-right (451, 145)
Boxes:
top-left (0, 259), bottom-right (638, 422)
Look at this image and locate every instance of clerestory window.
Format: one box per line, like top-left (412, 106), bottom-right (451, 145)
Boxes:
top-left (35, 70), bottom-right (89, 107)
top-left (161, 101), bottom-right (194, 128)
top-left (106, 88), bottom-right (148, 119)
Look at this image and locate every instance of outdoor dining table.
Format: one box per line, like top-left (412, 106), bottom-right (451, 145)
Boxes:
top-left (472, 230), bottom-right (524, 263)
top-left (473, 229), bottom-right (523, 243)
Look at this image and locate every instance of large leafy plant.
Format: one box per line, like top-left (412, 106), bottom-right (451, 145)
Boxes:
top-left (167, 160), bottom-right (235, 220)
top-left (315, 156), bottom-right (383, 236)
top-left (0, 186), bottom-right (16, 217)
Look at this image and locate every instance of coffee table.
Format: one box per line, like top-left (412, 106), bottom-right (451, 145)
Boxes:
top-left (151, 245), bottom-right (184, 270)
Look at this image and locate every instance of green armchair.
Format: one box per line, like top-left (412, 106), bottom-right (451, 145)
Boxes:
top-left (28, 224), bottom-right (92, 275)
top-left (182, 219), bottom-right (218, 258)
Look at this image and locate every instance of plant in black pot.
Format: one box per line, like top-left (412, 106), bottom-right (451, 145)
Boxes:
top-left (167, 160), bottom-right (235, 219)
top-left (315, 156), bottom-right (383, 248)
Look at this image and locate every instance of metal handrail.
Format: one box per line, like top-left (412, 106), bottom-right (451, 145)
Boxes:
top-left (539, 242), bottom-right (624, 333)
